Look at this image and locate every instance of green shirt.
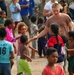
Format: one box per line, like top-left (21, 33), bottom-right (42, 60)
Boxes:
top-left (0, 18), bottom-right (5, 24)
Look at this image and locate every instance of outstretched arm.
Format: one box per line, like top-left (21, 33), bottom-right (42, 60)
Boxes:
top-left (29, 45), bottom-right (38, 53)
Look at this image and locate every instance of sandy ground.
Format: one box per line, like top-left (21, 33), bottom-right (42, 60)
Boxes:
top-left (11, 55), bottom-right (47, 75)
top-left (11, 54), bottom-right (69, 75)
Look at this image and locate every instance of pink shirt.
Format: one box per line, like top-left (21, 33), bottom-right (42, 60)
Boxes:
top-left (42, 64), bottom-right (65, 75)
top-left (5, 27), bottom-right (16, 44)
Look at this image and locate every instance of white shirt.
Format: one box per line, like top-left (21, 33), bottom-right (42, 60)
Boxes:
top-left (44, 0), bottom-right (58, 19)
top-left (69, 2), bottom-right (74, 10)
top-left (30, 23), bottom-right (38, 37)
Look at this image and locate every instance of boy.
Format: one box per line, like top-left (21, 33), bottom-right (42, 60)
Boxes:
top-left (67, 31), bottom-right (74, 75)
top-left (30, 15), bottom-right (38, 58)
top-left (17, 35), bottom-right (32, 75)
top-left (0, 26), bottom-right (14, 75)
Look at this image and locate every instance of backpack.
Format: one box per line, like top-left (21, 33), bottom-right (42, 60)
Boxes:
top-left (54, 43), bottom-right (64, 63)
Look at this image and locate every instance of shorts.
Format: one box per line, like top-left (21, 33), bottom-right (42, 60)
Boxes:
top-left (18, 59), bottom-right (32, 75)
top-left (0, 63), bottom-right (11, 75)
top-left (68, 56), bottom-right (74, 71)
top-left (22, 16), bottom-right (31, 27)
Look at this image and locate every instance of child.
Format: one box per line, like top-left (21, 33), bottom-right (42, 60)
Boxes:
top-left (0, 10), bottom-right (6, 24)
top-left (9, 0), bottom-right (22, 29)
top-left (47, 23), bottom-right (65, 67)
top-left (37, 17), bottom-right (46, 57)
top-left (17, 22), bottom-right (28, 59)
top-left (4, 19), bottom-right (20, 43)
top-left (30, 15), bottom-right (38, 58)
top-left (17, 35), bottom-right (32, 75)
top-left (4, 18), bottom-right (19, 68)
top-left (0, 27), bottom-right (14, 75)
top-left (67, 31), bottom-right (74, 75)
top-left (42, 47), bottom-right (65, 75)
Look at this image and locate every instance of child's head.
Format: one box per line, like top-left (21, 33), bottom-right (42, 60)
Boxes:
top-left (20, 35), bottom-right (28, 44)
top-left (50, 23), bottom-right (59, 35)
top-left (46, 47), bottom-right (58, 64)
top-left (4, 18), bottom-right (15, 29)
top-left (68, 31), bottom-right (74, 41)
top-left (18, 22), bottom-right (28, 34)
top-left (0, 10), bottom-right (6, 19)
top-left (59, 0), bottom-right (66, 7)
top-left (0, 26), bottom-right (7, 39)
top-left (31, 15), bottom-right (37, 24)
top-left (37, 17), bottom-right (44, 24)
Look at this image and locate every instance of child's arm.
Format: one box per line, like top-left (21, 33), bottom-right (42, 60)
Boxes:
top-left (66, 48), bottom-right (74, 56)
top-left (35, 25), bottom-right (45, 33)
top-left (10, 51), bottom-right (15, 59)
top-left (29, 45), bottom-right (38, 53)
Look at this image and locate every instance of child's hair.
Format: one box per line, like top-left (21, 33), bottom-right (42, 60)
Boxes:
top-left (31, 15), bottom-right (37, 23)
top-left (68, 31), bottom-right (74, 39)
top-left (4, 18), bottom-right (14, 27)
top-left (18, 22), bottom-right (28, 34)
top-left (0, 26), bottom-right (7, 38)
top-left (46, 47), bottom-right (57, 56)
top-left (0, 10), bottom-right (6, 15)
top-left (61, 36), bottom-right (68, 44)
top-left (20, 35), bottom-right (28, 44)
top-left (50, 23), bottom-right (59, 43)
top-left (37, 17), bottom-right (44, 24)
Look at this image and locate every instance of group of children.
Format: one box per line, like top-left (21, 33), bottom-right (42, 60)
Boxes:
top-left (0, 17), bottom-right (74, 75)
top-left (0, 3), bottom-right (74, 75)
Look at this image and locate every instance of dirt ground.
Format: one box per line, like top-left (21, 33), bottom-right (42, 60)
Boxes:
top-left (11, 54), bottom-right (69, 75)
top-left (11, 55), bottom-right (47, 75)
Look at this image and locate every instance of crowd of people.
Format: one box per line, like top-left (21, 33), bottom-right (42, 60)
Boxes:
top-left (0, 0), bottom-right (74, 75)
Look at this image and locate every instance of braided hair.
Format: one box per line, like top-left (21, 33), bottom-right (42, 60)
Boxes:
top-left (50, 23), bottom-right (59, 44)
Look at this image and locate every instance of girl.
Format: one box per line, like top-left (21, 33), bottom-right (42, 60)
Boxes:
top-left (42, 47), bottom-right (65, 75)
top-left (17, 22), bottom-right (28, 57)
top-left (4, 19), bottom-right (19, 44)
top-left (4, 19), bottom-right (20, 68)
top-left (47, 23), bottom-right (65, 67)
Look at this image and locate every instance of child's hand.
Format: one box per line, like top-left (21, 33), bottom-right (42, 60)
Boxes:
top-left (34, 49), bottom-right (38, 53)
top-left (16, 36), bottom-right (20, 40)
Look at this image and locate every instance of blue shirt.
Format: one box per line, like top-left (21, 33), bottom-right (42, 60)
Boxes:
top-left (19, 0), bottom-right (30, 16)
top-left (10, 3), bottom-right (22, 22)
top-left (0, 40), bottom-right (14, 63)
top-left (29, 0), bottom-right (35, 16)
